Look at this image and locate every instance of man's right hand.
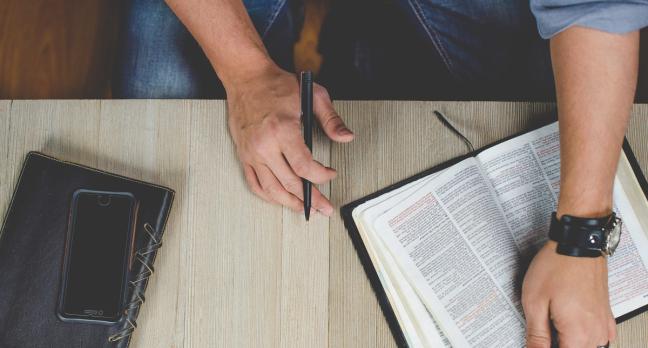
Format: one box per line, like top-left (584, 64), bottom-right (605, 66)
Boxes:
top-left (226, 65), bottom-right (354, 215)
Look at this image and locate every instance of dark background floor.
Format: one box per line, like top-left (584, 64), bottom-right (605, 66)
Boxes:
top-left (0, 0), bottom-right (121, 98)
top-left (1, 0), bottom-right (647, 101)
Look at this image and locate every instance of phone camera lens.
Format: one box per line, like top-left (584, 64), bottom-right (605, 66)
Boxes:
top-left (97, 195), bottom-right (111, 207)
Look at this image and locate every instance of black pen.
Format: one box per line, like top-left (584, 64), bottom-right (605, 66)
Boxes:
top-left (300, 71), bottom-right (313, 221)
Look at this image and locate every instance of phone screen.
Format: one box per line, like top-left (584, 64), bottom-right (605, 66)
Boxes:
top-left (60, 190), bottom-right (136, 323)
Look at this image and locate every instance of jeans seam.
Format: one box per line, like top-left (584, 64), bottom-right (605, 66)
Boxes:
top-left (406, 0), bottom-right (459, 80)
top-left (261, 0), bottom-right (287, 39)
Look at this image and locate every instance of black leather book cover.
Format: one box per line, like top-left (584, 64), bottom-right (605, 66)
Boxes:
top-left (341, 132), bottom-right (648, 348)
top-left (0, 152), bottom-right (174, 348)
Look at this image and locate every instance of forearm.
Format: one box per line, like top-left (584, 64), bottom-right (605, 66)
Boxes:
top-left (165, 0), bottom-right (275, 88)
top-left (552, 27), bottom-right (639, 218)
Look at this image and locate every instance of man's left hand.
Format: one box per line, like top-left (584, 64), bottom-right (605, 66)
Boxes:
top-left (522, 240), bottom-right (616, 348)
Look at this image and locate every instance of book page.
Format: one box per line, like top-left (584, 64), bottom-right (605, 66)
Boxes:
top-left (477, 123), bottom-right (559, 256)
top-left (608, 175), bottom-right (648, 316)
top-left (354, 174), bottom-right (450, 347)
top-left (477, 122), bottom-right (648, 317)
top-left (374, 158), bottom-right (526, 347)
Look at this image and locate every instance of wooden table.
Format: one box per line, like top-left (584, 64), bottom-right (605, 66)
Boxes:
top-left (1, 100), bottom-right (647, 347)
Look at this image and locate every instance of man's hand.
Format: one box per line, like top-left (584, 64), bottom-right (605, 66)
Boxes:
top-left (226, 65), bottom-right (354, 214)
top-left (165, 0), bottom-right (353, 214)
top-left (522, 241), bottom-right (616, 347)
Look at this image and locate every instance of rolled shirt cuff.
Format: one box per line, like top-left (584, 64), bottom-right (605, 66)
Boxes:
top-left (531, 0), bottom-right (648, 39)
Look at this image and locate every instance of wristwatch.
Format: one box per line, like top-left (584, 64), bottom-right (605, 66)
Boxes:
top-left (548, 212), bottom-right (623, 257)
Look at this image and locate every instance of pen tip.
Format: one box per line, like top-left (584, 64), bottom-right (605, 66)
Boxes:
top-left (305, 209), bottom-right (310, 221)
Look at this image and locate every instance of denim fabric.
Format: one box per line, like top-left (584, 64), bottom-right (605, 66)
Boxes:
top-left (113, 0), bottom-right (294, 98)
top-left (113, 0), bottom-right (554, 100)
top-left (400, 0), bottom-right (554, 99)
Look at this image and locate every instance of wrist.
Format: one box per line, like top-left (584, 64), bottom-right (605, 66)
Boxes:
top-left (544, 241), bottom-right (607, 264)
top-left (556, 202), bottom-right (612, 220)
top-left (556, 156), bottom-right (616, 219)
top-left (214, 54), bottom-right (280, 92)
top-left (556, 187), bottom-right (612, 219)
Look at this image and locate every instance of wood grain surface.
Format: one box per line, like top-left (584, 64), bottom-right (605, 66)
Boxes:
top-left (0, 100), bottom-right (646, 347)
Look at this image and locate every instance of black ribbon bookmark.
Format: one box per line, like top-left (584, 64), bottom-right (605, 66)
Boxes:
top-left (433, 110), bottom-right (475, 153)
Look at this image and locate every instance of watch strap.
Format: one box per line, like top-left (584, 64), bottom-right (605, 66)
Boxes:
top-left (555, 243), bottom-right (602, 258)
top-left (549, 212), bottom-right (608, 257)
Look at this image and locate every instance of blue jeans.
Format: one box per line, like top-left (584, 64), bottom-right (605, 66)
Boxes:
top-left (113, 0), bottom-right (554, 100)
top-left (113, 0), bottom-right (298, 98)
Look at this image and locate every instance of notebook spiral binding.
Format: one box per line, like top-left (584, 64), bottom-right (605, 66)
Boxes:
top-left (108, 222), bottom-right (162, 343)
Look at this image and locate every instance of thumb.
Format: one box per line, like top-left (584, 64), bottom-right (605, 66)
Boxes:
top-left (525, 302), bottom-right (552, 348)
top-left (608, 313), bottom-right (617, 342)
top-left (313, 86), bottom-right (354, 143)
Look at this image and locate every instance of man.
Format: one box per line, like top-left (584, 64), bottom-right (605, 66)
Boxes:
top-left (114, 0), bottom-right (648, 346)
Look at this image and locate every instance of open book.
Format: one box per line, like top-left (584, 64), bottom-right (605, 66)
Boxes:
top-left (342, 122), bottom-right (648, 347)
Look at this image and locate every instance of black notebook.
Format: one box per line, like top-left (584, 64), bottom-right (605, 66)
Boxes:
top-left (0, 152), bottom-right (174, 348)
top-left (341, 122), bottom-right (648, 347)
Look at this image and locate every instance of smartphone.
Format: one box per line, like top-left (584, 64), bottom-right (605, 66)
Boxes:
top-left (58, 190), bottom-right (138, 324)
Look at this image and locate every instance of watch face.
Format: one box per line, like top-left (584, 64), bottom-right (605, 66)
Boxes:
top-left (604, 218), bottom-right (623, 256)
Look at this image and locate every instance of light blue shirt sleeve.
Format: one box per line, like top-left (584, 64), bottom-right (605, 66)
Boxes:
top-left (530, 0), bottom-right (648, 38)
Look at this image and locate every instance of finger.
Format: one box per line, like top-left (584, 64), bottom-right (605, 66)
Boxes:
top-left (278, 130), bottom-right (336, 184)
top-left (310, 185), bottom-right (334, 216)
top-left (254, 164), bottom-right (303, 212)
top-left (313, 85), bottom-right (354, 143)
top-left (608, 315), bottom-right (617, 342)
top-left (263, 152), bottom-right (334, 216)
top-left (243, 165), bottom-right (273, 203)
top-left (266, 160), bottom-right (333, 216)
top-left (557, 322), bottom-right (606, 348)
top-left (523, 302), bottom-right (552, 348)
top-left (264, 153), bottom-right (306, 198)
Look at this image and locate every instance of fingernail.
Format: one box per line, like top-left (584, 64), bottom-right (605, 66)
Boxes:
top-left (337, 127), bottom-right (353, 136)
top-left (320, 206), bottom-right (334, 216)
